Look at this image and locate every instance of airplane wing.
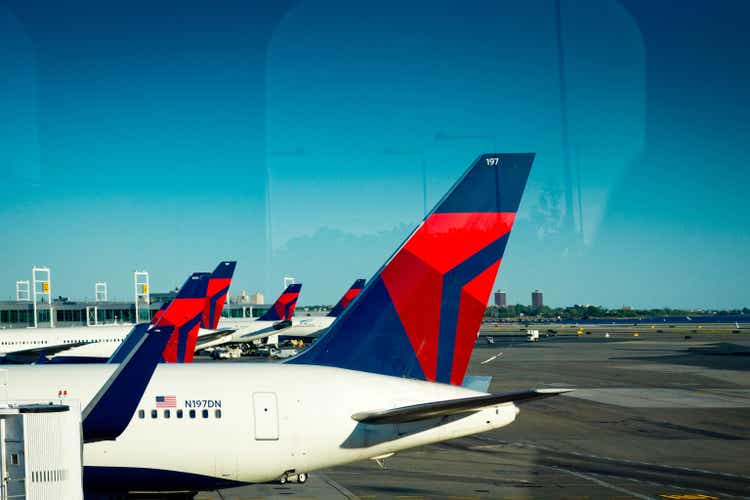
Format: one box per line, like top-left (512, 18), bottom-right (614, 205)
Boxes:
top-left (194, 328), bottom-right (236, 351)
top-left (234, 321), bottom-right (292, 342)
top-left (352, 389), bottom-right (572, 424)
top-left (0, 340), bottom-right (94, 364)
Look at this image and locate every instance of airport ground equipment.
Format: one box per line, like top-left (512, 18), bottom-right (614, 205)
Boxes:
top-left (0, 399), bottom-right (83, 500)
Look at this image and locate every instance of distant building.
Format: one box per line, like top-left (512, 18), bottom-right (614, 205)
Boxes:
top-left (531, 290), bottom-right (544, 309)
top-left (494, 290), bottom-right (507, 307)
top-left (249, 292), bottom-right (264, 305)
top-left (233, 290), bottom-right (250, 304)
top-left (150, 288), bottom-right (179, 304)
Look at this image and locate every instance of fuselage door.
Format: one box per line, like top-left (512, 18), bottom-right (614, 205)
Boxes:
top-left (252, 392), bottom-right (279, 440)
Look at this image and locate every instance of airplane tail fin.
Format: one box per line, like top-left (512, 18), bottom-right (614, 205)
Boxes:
top-left (201, 261), bottom-right (237, 329)
top-left (290, 153), bottom-right (534, 386)
top-left (86, 272), bottom-right (209, 441)
top-left (160, 272), bottom-right (212, 363)
top-left (258, 283), bottom-right (302, 321)
top-left (327, 279), bottom-right (366, 317)
top-left (150, 300), bottom-right (171, 325)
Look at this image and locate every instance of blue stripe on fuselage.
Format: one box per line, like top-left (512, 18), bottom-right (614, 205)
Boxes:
top-left (83, 465), bottom-right (247, 493)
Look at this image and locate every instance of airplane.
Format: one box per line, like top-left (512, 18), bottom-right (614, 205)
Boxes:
top-left (4, 153), bottom-right (570, 497)
top-left (0, 261), bottom-right (236, 364)
top-left (272, 278), bottom-right (367, 342)
top-left (201, 279), bottom-right (366, 349)
top-left (194, 282), bottom-right (303, 350)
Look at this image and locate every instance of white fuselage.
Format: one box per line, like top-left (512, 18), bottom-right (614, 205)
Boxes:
top-left (199, 319), bottom-right (284, 349)
top-left (3, 364), bottom-right (518, 492)
top-left (0, 325), bottom-right (131, 358)
top-left (0, 325), bottom-right (219, 361)
top-left (285, 316), bottom-right (335, 337)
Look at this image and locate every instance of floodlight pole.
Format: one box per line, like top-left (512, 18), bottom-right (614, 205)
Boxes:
top-left (15, 280), bottom-right (30, 302)
top-left (95, 282), bottom-right (108, 302)
top-left (134, 271), bottom-right (150, 323)
top-left (31, 266), bottom-right (52, 328)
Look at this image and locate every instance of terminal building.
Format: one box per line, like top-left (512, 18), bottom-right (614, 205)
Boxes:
top-left (0, 296), bottom-right (272, 329)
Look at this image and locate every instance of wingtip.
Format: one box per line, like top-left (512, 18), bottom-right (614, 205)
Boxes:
top-left (536, 388), bottom-right (575, 395)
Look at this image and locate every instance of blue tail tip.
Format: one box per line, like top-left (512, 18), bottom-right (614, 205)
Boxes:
top-left (211, 261), bottom-right (237, 279)
top-left (176, 273), bottom-right (211, 299)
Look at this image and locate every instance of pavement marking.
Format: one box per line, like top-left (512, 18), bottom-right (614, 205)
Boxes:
top-left (319, 472), bottom-right (361, 500)
top-left (513, 440), bottom-right (750, 481)
top-left (659, 495), bottom-right (719, 500)
top-left (548, 466), bottom-right (660, 500)
top-left (562, 388), bottom-right (750, 408)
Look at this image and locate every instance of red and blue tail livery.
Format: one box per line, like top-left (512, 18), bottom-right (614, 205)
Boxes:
top-left (85, 272), bottom-right (210, 442)
top-left (291, 153), bottom-right (534, 386)
top-left (160, 272), bottom-right (212, 364)
top-left (201, 261), bottom-right (237, 330)
top-left (258, 283), bottom-right (302, 321)
top-left (327, 279), bottom-right (366, 317)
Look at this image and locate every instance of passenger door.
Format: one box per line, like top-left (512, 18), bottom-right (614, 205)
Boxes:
top-left (252, 392), bottom-right (279, 440)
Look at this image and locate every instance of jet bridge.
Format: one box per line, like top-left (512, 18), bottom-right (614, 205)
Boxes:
top-left (0, 400), bottom-right (83, 500)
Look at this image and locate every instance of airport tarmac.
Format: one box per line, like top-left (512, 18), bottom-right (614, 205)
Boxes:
top-left (198, 328), bottom-right (750, 500)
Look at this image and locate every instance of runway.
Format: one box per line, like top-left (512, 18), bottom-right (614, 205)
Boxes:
top-left (197, 328), bottom-right (750, 500)
top-left (321, 330), bottom-right (750, 500)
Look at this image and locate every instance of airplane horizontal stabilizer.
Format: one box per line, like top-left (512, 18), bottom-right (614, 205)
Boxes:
top-left (351, 388), bottom-right (572, 424)
top-left (461, 375), bottom-right (493, 393)
top-left (194, 328), bottom-right (236, 351)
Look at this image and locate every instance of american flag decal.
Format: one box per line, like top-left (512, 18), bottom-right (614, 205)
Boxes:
top-left (156, 395), bottom-right (177, 408)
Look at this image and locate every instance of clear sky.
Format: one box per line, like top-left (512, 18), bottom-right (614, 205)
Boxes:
top-left (1, 1), bottom-right (748, 308)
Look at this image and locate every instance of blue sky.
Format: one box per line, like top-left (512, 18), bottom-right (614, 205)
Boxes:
top-left (1, 1), bottom-right (748, 308)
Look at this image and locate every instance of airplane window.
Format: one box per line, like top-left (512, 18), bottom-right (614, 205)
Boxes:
top-left (177, 409), bottom-right (183, 419)
top-left (215, 409), bottom-right (222, 418)
top-left (202, 409), bottom-right (209, 418)
top-left (164, 410), bottom-right (170, 419)
top-left (138, 410), bottom-right (144, 419)
top-left (151, 410), bottom-right (157, 419)
top-left (189, 409), bottom-right (196, 419)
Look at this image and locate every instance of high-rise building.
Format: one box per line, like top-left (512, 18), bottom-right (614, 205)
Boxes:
top-left (249, 292), bottom-right (264, 305)
top-left (494, 290), bottom-right (507, 307)
top-left (531, 289), bottom-right (544, 309)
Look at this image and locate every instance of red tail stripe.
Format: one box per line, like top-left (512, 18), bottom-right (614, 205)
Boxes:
top-left (451, 259), bottom-right (501, 385)
top-left (381, 249), bottom-right (442, 381)
top-left (401, 212), bottom-right (515, 274)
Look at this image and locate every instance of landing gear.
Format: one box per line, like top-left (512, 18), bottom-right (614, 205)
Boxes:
top-left (279, 471), bottom-right (308, 484)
